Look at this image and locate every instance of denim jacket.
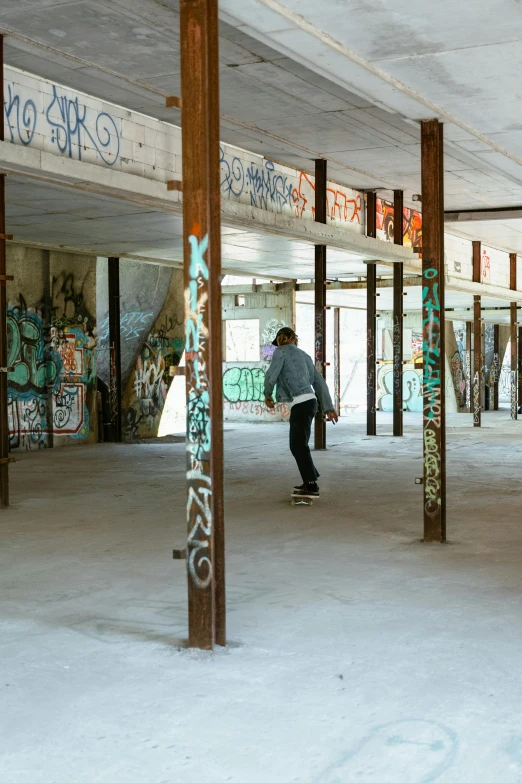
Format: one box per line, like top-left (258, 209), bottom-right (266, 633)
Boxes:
top-left (263, 343), bottom-right (335, 412)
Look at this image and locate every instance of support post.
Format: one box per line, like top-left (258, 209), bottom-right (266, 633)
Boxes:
top-left (421, 119), bottom-right (446, 542)
top-left (367, 192), bottom-right (377, 239)
top-left (0, 36), bottom-right (9, 507)
top-left (333, 307), bottom-right (341, 416)
top-left (108, 257), bottom-right (122, 443)
top-left (393, 190), bottom-right (403, 436)
top-left (473, 296), bottom-right (482, 427)
top-left (493, 324), bottom-right (500, 411)
top-left (511, 303), bottom-right (518, 420)
top-left (314, 158), bottom-right (327, 450)
top-left (466, 322), bottom-right (472, 413)
top-left (510, 253), bottom-right (517, 421)
top-left (366, 263), bottom-right (377, 436)
top-left (518, 325), bottom-right (522, 413)
top-left (180, 0), bottom-right (225, 649)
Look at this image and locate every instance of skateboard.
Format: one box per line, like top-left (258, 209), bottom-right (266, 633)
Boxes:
top-left (291, 493), bottom-right (316, 506)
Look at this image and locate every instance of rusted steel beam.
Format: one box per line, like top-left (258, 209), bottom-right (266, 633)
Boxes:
top-left (166, 95), bottom-right (182, 109)
top-left (108, 257), bottom-right (122, 443)
top-left (314, 158), bottom-right (327, 450)
top-left (333, 307), bottom-right (341, 416)
top-left (393, 190), bottom-right (404, 436)
top-left (473, 296), bottom-right (482, 427)
top-left (180, 0), bottom-right (225, 650)
top-left (421, 119), bottom-right (446, 542)
top-left (366, 263), bottom-right (377, 436)
top-left (0, 36), bottom-right (9, 508)
top-left (493, 324), bottom-right (499, 411)
top-left (366, 192), bottom-right (377, 238)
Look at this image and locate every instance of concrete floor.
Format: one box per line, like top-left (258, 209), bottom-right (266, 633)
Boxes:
top-left (2, 411), bottom-right (522, 782)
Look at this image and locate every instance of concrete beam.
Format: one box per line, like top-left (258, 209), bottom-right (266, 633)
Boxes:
top-left (296, 276), bottom-right (420, 291)
top-left (445, 207), bottom-right (522, 222)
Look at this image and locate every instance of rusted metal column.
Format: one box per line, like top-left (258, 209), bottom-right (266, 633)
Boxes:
top-left (473, 296), bottom-right (482, 427)
top-left (466, 322), bottom-right (472, 412)
top-left (510, 253), bottom-right (517, 421)
top-left (180, 0), bottom-right (225, 650)
top-left (0, 36), bottom-right (9, 507)
top-left (471, 241), bottom-right (482, 426)
top-left (367, 263), bottom-right (377, 436)
top-left (393, 190), bottom-right (404, 436)
top-left (511, 304), bottom-right (518, 420)
top-left (493, 324), bottom-right (500, 411)
top-left (518, 325), bottom-right (522, 412)
top-left (108, 257), bottom-right (122, 443)
top-left (367, 192), bottom-right (377, 239)
top-left (421, 119), bottom-right (446, 542)
top-left (333, 306), bottom-right (341, 416)
top-left (314, 158), bottom-right (327, 450)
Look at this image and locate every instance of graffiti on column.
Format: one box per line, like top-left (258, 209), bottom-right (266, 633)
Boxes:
top-left (511, 371), bottom-right (518, 419)
top-left (473, 371), bottom-right (481, 425)
top-left (315, 311), bottom-right (324, 372)
top-left (393, 316), bottom-right (402, 402)
top-left (422, 266), bottom-right (442, 518)
top-left (185, 232), bottom-right (212, 590)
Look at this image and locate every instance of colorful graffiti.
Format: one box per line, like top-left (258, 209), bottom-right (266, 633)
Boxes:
top-left (220, 146), bottom-right (362, 227)
top-left (185, 231), bottom-right (213, 590)
top-left (124, 332), bottom-right (183, 441)
top-left (5, 81), bottom-right (120, 166)
top-left (376, 198), bottom-right (422, 250)
top-left (422, 265), bottom-right (443, 521)
top-left (7, 275), bottom-right (96, 450)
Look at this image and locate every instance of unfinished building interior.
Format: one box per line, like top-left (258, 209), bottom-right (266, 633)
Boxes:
top-left (3, 1), bottom-right (522, 781)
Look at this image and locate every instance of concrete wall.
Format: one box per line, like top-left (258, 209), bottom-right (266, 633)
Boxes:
top-left (377, 312), bottom-right (460, 414)
top-left (96, 259), bottom-right (184, 441)
top-left (7, 245), bottom-right (97, 450)
top-left (222, 283), bottom-right (295, 422)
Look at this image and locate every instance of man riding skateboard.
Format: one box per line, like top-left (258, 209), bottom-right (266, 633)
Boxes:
top-left (264, 327), bottom-right (338, 498)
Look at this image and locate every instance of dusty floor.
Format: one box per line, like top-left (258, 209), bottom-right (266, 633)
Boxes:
top-left (2, 411), bottom-right (522, 782)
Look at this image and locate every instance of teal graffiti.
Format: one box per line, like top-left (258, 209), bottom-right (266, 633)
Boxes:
top-left (223, 366), bottom-right (265, 403)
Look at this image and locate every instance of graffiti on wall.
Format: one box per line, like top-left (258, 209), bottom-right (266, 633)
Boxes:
top-left (124, 332), bottom-right (184, 441)
top-left (223, 364), bottom-right (289, 421)
top-left (377, 364), bottom-right (423, 412)
top-left (7, 273), bottom-right (96, 450)
top-left (376, 198), bottom-right (422, 250)
top-left (220, 146), bottom-right (362, 226)
top-left (4, 80), bottom-right (120, 166)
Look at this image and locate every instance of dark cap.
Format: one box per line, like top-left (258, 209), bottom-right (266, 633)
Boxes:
top-left (272, 327), bottom-right (296, 346)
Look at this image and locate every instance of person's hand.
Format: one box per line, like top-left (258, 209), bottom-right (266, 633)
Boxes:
top-left (265, 396), bottom-right (275, 409)
top-left (326, 410), bottom-right (339, 424)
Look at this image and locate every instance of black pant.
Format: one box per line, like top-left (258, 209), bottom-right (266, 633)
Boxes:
top-left (289, 398), bottom-right (320, 484)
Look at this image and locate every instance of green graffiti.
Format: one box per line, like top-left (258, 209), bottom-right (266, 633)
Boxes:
top-left (223, 366), bottom-right (265, 403)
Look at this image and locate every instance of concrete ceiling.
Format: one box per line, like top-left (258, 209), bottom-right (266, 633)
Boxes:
top-left (7, 176), bottom-right (396, 278)
top-left (296, 287), bottom-right (516, 324)
top-left (3, 0), bottom-right (522, 219)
